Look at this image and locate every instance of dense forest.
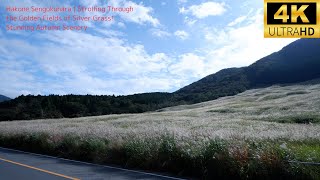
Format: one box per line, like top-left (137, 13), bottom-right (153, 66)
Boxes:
top-left (0, 88), bottom-right (246, 121)
top-left (1, 39), bottom-right (320, 121)
top-left (0, 93), bottom-right (178, 120)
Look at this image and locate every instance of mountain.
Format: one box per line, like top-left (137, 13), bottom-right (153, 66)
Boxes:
top-left (175, 67), bottom-right (249, 103)
top-left (175, 38), bottom-right (320, 103)
top-left (1, 39), bottom-right (320, 121)
top-left (0, 95), bottom-right (11, 103)
top-left (246, 39), bottom-right (320, 85)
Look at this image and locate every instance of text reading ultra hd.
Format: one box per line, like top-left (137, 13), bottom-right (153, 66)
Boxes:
top-left (264, 0), bottom-right (320, 38)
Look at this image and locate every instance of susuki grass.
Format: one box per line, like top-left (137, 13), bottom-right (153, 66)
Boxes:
top-left (0, 84), bottom-right (320, 179)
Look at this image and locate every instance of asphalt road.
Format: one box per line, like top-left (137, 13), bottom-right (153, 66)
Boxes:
top-left (0, 147), bottom-right (185, 180)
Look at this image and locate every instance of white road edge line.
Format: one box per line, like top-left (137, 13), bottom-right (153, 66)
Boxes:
top-left (0, 147), bottom-right (185, 180)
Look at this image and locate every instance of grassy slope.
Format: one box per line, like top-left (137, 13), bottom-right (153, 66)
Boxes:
top-left (0, 84), bottom-right (320, 179)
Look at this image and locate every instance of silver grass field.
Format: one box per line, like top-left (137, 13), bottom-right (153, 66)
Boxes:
top-left (1, 84), bottom-right (320, 178)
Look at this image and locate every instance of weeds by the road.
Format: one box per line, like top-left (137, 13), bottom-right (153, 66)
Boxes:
top-left (0, 133), bottom-right (319, 179)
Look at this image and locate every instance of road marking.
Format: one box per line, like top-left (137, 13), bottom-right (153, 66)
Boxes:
top-left (0, 156), bottom-right (80, 180)
top-left (0, 147), bottom-right (185, 180)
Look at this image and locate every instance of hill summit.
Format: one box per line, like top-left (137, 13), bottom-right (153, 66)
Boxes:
top-left (175, 39), bottom-right (320, 103)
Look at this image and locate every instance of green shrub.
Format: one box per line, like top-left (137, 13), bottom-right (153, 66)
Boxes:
top-left (261, 114), bottom-right (320, 124)
top-left (278, 114), bottom-right (320, 124)
top-left (286, 91), bottom-right (309, 96)
top-left (55, 135), bottom-right (109, 163)
top-left (208, 109), bottom-right (236, 113)
top-left (124, 139), bottom-right (159, 169)
top-left (0, 133), bottom-right (55, 155)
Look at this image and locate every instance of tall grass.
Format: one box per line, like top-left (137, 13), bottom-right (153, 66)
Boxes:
top-left (0, 133), bottom-right (319, 179)
top-left (0, 84), bottom-right (320, 179)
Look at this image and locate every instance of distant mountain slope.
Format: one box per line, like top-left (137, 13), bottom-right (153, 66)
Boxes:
top-left (0, 95), bottom-right (10, 103)
top-left (246, 39), bottom-right (320, 86)
top-left (175, 39), bottom-right (320, 103)
top-left (175, 67), bottom-right (249, 103)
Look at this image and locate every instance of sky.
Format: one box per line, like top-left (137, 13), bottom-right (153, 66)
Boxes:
top-left (0, 0), bottom-right (296, 98)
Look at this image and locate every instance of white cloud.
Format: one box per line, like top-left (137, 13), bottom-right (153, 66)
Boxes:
top-left (95, 29), bottom-right (124, 37)
top-left (201, 10), bottom-right (296, 75)
top-left (169, 53), bottom-right (206, 78)
top-left (0, 30), bottom-right (180, 97)
top-left (80, 0), bottom-right (99, 7)
top-left (180, 2), bottom-right (227, 19)
top-left (109, 0), bottom-right (160, 27)
top-left (174, 30), bottom-right (189, 40)
top-left (117, 22), bottom-right (126, 28)
top-left (184, 16), bottom-right (197, 26)
top-left (0, 59), bottom-right (39, 98)
top-left (150, 29), bottom-right (171, 38)
top-left (39, 31), bottom-right (170, 76)
top-left (178, 0), bottom-right (187, 4)
top-left (228, 16), bottom-right (247, 26)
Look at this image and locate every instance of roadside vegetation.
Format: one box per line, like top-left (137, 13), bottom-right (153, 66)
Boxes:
top-left (0, 84), bottom-right (320, 179)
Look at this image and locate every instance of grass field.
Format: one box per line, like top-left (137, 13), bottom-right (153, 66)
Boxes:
top-left (1, 84), bottom-right (320, 179)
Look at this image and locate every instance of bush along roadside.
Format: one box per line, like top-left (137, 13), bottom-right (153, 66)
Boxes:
top-left (0, 133), bottom-right (319, 179)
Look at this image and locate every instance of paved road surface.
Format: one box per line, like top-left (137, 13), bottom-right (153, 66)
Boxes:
top-left (0, 147), bottom-right (185, 180)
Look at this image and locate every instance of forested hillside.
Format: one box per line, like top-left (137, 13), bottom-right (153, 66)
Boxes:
top-left (0, 93), bottom-right (175, 120)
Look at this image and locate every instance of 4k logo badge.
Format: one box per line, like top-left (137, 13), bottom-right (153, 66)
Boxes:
top-left (264, 0), bottom-right (320, 38)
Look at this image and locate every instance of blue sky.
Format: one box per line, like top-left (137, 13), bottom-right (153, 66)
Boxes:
top-left (0, 0), bottom-right (296, 98)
